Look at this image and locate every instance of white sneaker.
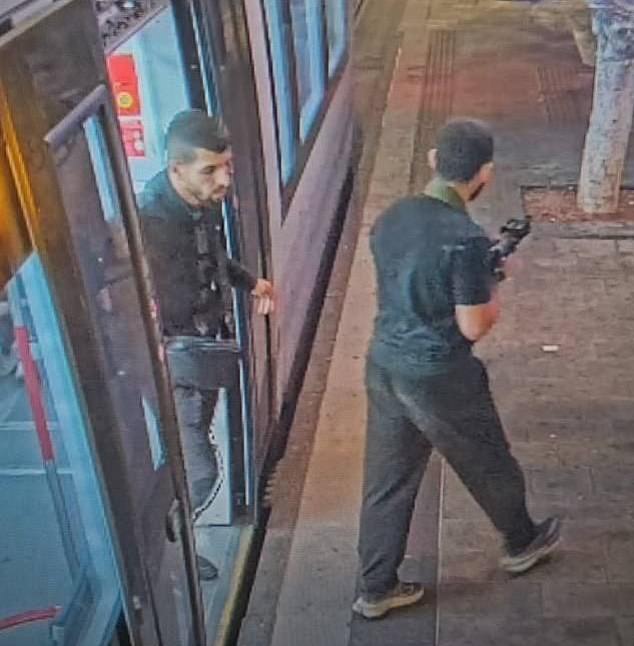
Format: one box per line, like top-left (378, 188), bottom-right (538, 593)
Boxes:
top-left (500, 516), bottom-right (561, 575)
top-left (352, 581), bottom-right (424, 619)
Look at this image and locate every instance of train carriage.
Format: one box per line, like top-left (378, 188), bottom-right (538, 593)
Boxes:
top-left (0, 1), bottom-right (355, 644)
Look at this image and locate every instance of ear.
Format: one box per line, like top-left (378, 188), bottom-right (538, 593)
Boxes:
top-left (428, 148), bottom-right (437, 171)
top-left (168, 160), bottom-right (182, 178)
top-left (478, 161), bottom-right (494, 185)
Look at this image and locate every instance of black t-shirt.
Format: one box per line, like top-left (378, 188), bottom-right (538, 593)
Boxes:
top-left (368, 193), bottom-right (494, 376)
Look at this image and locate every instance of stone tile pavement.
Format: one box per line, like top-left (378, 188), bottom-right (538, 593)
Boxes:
top-left (440, 234), bottom-right (634, 645)
top-left (238, 0), bottom-right (634, 644)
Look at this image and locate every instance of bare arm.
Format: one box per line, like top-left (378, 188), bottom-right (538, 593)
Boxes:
top-left (451, 235), bottom-right (498, 341)
top-left (455, 290), bottom-right (500, 341)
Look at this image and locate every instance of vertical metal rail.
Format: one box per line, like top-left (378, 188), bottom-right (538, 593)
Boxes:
top-left (8, 279), bottom-right (81, 578)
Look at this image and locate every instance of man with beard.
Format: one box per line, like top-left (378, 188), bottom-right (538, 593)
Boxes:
top-left (140, 110), bottom-right (273, 581)
top-left (353, 119), bottom-right (560, 619)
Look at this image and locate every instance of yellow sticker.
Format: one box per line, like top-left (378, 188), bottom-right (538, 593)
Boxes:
top-left (117, 92), bottom-right (134, 110)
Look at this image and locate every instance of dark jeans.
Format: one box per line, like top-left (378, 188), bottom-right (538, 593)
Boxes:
top-left (172, 386), bottom-right (219, 513)
top-left (358, 355), bottom-right (536, 596)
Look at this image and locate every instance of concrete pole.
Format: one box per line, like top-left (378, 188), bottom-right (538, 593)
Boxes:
top-left (578, 1), bottom-right (634, 214)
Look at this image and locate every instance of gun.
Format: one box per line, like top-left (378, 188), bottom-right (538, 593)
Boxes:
top-left (489, 216), bottom-right (531, 281)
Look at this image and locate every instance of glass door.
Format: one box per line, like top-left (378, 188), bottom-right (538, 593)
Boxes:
top-left (45, 94), bottom-right (198, 646)
top-left (0, 1), bottom-right (204, 644)
top-left (0, 257), bottom-right (121, 646)
top-left (103, 3), bottom-right (261, 637)
top-left (0, 140), bottom-right (121, 646)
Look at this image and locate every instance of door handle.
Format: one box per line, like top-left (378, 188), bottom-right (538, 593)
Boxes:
top-left (165, 498), bottom-right (183, 543)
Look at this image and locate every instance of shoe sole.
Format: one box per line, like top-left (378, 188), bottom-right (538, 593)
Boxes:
top-left (500, 526), bottom-right (561, 575)
top-left (352, 588), bottom-right (424, 619)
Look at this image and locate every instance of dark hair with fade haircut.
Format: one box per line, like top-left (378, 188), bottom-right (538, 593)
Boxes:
top-left (165, 110), bottom-right (230, 163)
top-left (435, 118), bottom-right (494, 183)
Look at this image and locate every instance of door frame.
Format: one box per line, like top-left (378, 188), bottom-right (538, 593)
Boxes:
top-left (0, 2), bottom-right (205, 643)
top-left (194, 0), bottom-right (277, 500)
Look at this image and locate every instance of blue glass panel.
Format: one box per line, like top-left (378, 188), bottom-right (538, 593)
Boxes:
top-left (263, 0), bottom-right (297, 183)
top-left (290, 0), bottom-right (326, 140)
top-left (141, 396), bottom-right (165, 470)
top-left (84, 118), bottom-right (121, 223)
top-left (326, 0), bottom-right (348, 75)
top-left (0, 255), bottom-right (121, 646)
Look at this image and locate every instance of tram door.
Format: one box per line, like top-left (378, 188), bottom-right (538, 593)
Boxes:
top-left (0, 2), bottom-right (203, 645)
top-left (101, 4), bottom-right (261, 636)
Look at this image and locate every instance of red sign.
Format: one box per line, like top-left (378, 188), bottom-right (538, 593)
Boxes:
top-left (121, 119), bottom-right (146, 158)
top-left (107, 54), bottom-right (142, 117)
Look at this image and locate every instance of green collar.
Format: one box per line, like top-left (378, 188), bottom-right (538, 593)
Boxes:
top-left (423, 177), bottom-right (467, 213)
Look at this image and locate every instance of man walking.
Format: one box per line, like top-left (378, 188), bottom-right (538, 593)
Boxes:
top-left (353, 119), bottom-right (560, 619)
top-left (140, 110), bottom-right (273, 580)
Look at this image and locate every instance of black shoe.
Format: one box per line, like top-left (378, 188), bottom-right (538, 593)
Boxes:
top-left (500, 516), bottom-right (561, 574)
top-left (196, 555), bottom-right (219, 581)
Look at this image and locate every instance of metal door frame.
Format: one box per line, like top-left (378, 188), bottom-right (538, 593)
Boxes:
top-left (0, 1), bottom-right (205, 643)
top-left (194, 0), bottom-right (277, 509)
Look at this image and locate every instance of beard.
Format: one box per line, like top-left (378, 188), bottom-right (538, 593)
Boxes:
top-left (468, 182), bottom-right (486, 201)
top-left (191, 187), bottom-right (226, 207)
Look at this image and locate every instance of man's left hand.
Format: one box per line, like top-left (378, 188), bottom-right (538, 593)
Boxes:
top-left (252, 279), bottom-right (275, 315)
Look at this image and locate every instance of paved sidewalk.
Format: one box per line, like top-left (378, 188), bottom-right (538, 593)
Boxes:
top-left (239, 1), bottom-right (634, 644)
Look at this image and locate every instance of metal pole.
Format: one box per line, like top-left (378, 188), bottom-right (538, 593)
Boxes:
top-left (9, 281), bottom-right (81, 578)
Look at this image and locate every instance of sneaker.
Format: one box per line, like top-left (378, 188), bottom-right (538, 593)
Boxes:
top-left (500, 516), bottom-right (561, 575)
top-left (352, 581), bottom-right (424, 619)
top-left (196, 555), bottom-right (219, 581)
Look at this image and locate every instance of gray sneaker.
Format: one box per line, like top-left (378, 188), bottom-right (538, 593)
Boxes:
top-left (352, 582), bottom-right (424, 619)
top-left (500, 516), bottom-right (561, 575)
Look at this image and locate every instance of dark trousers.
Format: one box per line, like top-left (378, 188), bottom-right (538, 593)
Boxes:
top-left (358, 355), bottom-right (536, 596)
top-left (172, 386), bottom-right (219, 512)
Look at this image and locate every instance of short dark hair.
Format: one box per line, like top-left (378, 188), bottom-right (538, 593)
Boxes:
top-left (435, 119), bottom-right (494, 183)
top-left (165, 110), bottom-right (230, 163)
